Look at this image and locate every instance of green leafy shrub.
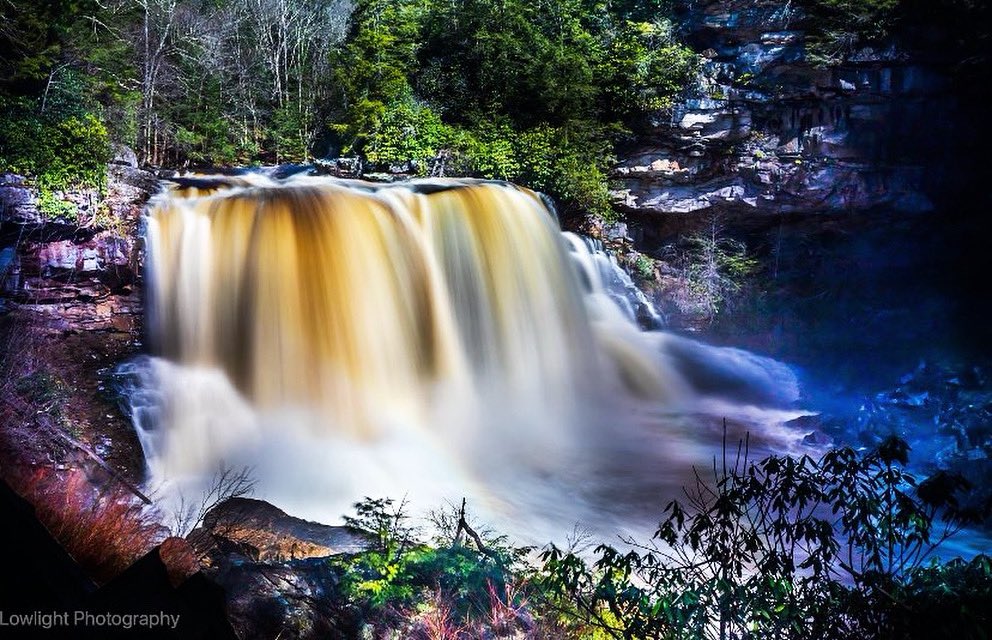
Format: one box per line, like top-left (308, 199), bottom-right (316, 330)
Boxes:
top-left (460, 119), bottom-right (520, 181)
top-left (38, 114), bottom-right (110, 191)
top-left (515, 124), bottom-right (615, 220)
top-left (271, 104), bottom-right (309, 164)
top-left (539, 435), bottom-right (992, 639)
top-left (333, 497), bottom-right (528, 631)
top-left (598, 19), bottom-right (699, 120)
top-left (0, 96), bottom-right (110, 220)
top-left (363, 100), bottom-right (455, 173)
top-left (333, 441), bottom-right (991, 639)
top-left (633, 254), bottom-right (655, 280)
top-left (36, 190), bottom-right (79, 221)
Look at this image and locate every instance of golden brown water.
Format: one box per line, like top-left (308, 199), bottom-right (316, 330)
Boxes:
top-left (144, 175), bottom-right (644, 442)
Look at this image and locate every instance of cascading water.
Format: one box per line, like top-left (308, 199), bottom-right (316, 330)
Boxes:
top-left (565, 233), bottom-right (662, 329)
top-left (123, 174), bottom-right (807, 540)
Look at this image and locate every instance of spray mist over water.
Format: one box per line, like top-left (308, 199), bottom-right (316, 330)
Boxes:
top-left (127, 174), bottom-right (807, 541)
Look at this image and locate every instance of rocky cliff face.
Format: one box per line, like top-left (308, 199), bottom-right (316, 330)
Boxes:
top-left (613, 0), bottom-right (957, 233)
top-left (0, 158), bottom-right (157, 486)
top-left (0, 161), bottom-right (158, 333)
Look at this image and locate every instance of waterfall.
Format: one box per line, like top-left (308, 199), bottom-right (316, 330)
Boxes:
top-left (564, 233), bottom-right (662, 329)
top-left (128, 174), bottom-right (805, 538)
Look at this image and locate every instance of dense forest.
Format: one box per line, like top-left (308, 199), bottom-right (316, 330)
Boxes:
top-left (0, 0), bottom-right (702, 218)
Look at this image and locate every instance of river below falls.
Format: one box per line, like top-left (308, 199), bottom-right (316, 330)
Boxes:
top-left (686, 206), bottom-right (992, 554)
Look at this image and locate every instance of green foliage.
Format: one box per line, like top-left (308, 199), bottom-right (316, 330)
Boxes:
top-left (0, 94), bottom-right (110, 221)
top-left (633, 253), bottom-right (655, 280)
top-left (37, 190), bottom-right (80, 220)
top-left (459, 119), bottom-right (521, 181)
top-left (271, 105), bottom-right (308, 164)
top-left (325, 0), bottom-right (695, 218)
top-left (416, 0), bottom-right (599, 127)
top-left (801, 0), bottom-right (901, 64)
top-left (363, 101), bottom-right (454, 172)
top-left (38, 114), bottom-right (110, 192)
top-left (13, 369), bottom-right (74, 428)
top-left (339, 543), bottom-right (515, 613)
top-left (328, 0), bottom-right (425, 155)
top-left (514, 124), bottom-right (615, 219)
top-left (893, 555), bottom-right (992, 637)
top-left (332, 440), bottom-right (991, 639)
top-left (597, 19), bottom-right (699, 120)
top-left (0, 0), bottom-right (97, 83)
top-left (800, 0), bottom-right (990, 72)
top-left (539, 435), bottom-right (992, 639)
top-left (334, 497), bottom-right (525, 623)
top-left (1, 0), bottom-right (699, 218)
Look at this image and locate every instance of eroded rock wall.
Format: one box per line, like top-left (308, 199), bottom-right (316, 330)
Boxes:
top-left (614, 0), bottom-right (957, 233)
top-left (0, 163), bottom-right (158, 333)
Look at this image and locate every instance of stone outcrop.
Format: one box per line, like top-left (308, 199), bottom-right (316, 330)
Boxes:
top-left (192, 497), bottom-right (369, 563)
top-left (190, 498), bottom-right (369, 639)
top-left (0, 161), bottom-right (158, 333)
top-left (613, 0), bottom-right (955, 230)
top-left (209, 555), bottom-right (361, 640)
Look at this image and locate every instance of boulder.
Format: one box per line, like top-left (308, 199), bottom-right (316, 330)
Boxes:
top-left (191, 498), bottom-right (369, 639)
top-left (111, 144), bottom-right (139, 168)
top-left (193, 498), bottom-right (369, 563)
top-left (209, 556), bottom-right (360, 640)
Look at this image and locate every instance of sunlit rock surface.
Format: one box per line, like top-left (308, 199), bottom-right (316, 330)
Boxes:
top-left (191, 498), bottom-right (368, 563)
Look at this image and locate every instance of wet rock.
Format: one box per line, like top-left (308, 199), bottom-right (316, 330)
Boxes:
top-left (786, 413), bottom-right (822, 432)
top-left (314, 157), bottom-right (363, 178)
top-left (802, 431), bottom-right (834, 447)
top-left (193, 498), bottom-right (369, 563)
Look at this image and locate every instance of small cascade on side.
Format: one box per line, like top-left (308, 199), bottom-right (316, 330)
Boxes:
top-left (564, 232), bottom-right (662, 329)
top-left (123, 173), bottom-right (807, 540)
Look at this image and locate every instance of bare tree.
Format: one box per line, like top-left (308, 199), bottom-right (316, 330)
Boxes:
top-left (170, 465), bottom-right (255, 538)
top-left (138, 0), bottom-right (178, 165)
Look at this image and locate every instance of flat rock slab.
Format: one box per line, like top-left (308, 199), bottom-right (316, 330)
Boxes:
top-left (195, 497), bottom-right (369, 562)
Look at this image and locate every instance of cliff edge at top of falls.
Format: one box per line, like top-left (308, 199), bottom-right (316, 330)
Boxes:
top-left (610, 0), bottom-right (973, 232)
